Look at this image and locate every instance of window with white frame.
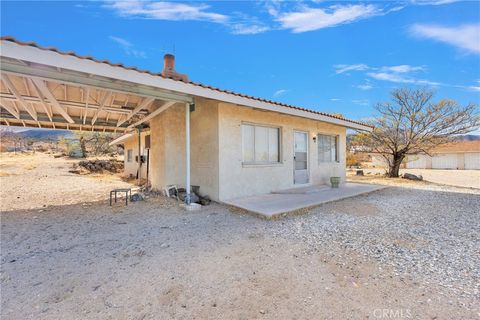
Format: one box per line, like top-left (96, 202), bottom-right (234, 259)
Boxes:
top-left (127, 149), bottom-right (133, 162)
top-left (242, 123), bottom-right (280, 164)
top-left (318, 134), bottom-right (338, 163)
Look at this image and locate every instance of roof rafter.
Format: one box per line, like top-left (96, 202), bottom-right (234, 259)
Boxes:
top-left (91, 90), bottom-right (112, 125)
top-left (0, 99), bottom-right (20, 118)
top-left (117, 97), bottom-right (155, 127)
top-left (31, 78), bottom-right (75, 124)
top-left (1, 74), bottom-right (38, 120)
top-left (0, 92), bottom-right (146, 115)
top-left (128, 101), bottom-right (176, 128)
top-left (83, 87), bottom-right (90, 125)
top-left (27, 78), bottom-right (52, 122)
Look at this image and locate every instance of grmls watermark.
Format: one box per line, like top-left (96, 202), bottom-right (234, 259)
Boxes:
top-left (373, 308), bottom-right (412, 319)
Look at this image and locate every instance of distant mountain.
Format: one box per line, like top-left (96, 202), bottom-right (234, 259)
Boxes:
top-left (454, 135), bottom-right (480, 141)
top-left (18, 129), bottom-right (74, 140)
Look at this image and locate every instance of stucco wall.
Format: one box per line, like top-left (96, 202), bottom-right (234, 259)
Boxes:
top-left (217, 102), bottom-right (346, 201)
top-left (148, 99), bottom-right (220, 200)
top-left (190, 98), bottom-right (219, 199)
top-left (149, 102), bottom-right (185, 190)
top-left (146, 99), bottom-right (348, 201)
top-left (123, 131), bottom-right (149, 179)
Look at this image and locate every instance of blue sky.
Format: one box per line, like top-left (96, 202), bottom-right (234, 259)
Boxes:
top-left (1, 0), bottom-right (479, 128)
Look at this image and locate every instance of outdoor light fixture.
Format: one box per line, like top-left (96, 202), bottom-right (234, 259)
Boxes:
top-left (313, 136), bottom-right (317, 143)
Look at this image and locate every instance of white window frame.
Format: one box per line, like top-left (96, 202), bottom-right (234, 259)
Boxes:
top-left (242, 122), bottom-right (282, 165)
top-left (127, 149), bottom-right (133, 162)
top-left (317, 134), bottom-right (339, 163)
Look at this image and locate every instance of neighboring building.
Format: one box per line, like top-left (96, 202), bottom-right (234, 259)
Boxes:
top-left (110, 130), bottom-right (150, 180)
top-left (368, 141), bottom-right (480, 170)
top-left (405, 141), bottom-right (480, 170)
top-left (0, 37), bottom-right (372, 203)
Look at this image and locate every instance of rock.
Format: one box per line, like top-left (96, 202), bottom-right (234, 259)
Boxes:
top-left (131, 193), bottom-right (144, 202)
top-left (403, 173), bottom-right (423, 181)
top-left (76, 159), bottom-right (124, 173)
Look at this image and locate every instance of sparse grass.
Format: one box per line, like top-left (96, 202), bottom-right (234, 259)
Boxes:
top-left (0, 171), bottom-right (15, 177)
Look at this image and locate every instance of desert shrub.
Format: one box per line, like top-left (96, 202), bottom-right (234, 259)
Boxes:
top-left (347, 152), bottom-right (361, 167)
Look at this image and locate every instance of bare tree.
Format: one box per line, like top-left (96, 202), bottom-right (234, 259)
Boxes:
top-left (354, 88), bottom-right (479, 177)
top-left (74, 132), bottom-right (119, 157)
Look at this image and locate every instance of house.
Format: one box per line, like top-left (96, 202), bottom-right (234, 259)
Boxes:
top-left (0, 37), bottom-right (372, 204)
top-left (405, 141), bottom-right (480, 170)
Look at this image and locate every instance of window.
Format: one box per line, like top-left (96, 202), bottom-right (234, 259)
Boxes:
top-left (242, 124), bottom-right (280, 164)
top-left (145, 135), bottom-right (151, 149)
top-left (318, 134), bottom-right (338, 163)
top-left (127, 149), bottom-right (133, 162)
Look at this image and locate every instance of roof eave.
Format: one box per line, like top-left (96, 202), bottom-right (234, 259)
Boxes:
top-left (1, 39), bottom-right (373, 131)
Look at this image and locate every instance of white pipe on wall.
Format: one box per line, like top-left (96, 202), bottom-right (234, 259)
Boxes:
top-left (185, 102), bottom-right (191, 204)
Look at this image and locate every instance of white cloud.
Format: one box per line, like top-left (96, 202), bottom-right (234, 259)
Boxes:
top-left (106, 1), bottom-right (228, 23)
top-left (380, 65), bottom-right (425, 73)
top-left (334, 63), bottom-right (440, 87)
top-left (410, 24), bottom-right (480, 54)
top-left (410, 0), bottom-right (461, 5)
top-left (356, 84), bottom-right (373, 90)
top-left (352, 99), bottom-right (370, 106)
top-left (276, 4), bottom-right (381, 33)
top-left (466, 80), bottom-right (480, 92)
top-left (334, 64), bottom-right (369, 74)
top-left (105, 1), bottom-right (270, 35)
top-left (273, 89), bottom-right (288, 97)
top-left (330, 98), bottom-right (341, 101)
top-left (109, 36), bottom-right (146, 58)
top-left (228, 12), bottom-right (270, 35)
top-left (231, 24), bottom-right (270, 35)
top-left (367, 72), bottom-right (441, 86)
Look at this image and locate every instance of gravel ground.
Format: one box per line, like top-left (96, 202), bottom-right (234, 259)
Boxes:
top-left (283, 189), bottom-right (480, 300)
top-left (349, 168), bottom-right (480, 190)
top-left (1, 188), bottom-right (479, 319)
top-left (348, 172), bottom-right (480, 195)
top-left (0, 153), bottom-right (133, 211)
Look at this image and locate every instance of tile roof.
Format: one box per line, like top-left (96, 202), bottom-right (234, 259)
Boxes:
top-left (432, 140), bottom-right (480, 153)
top-left (1, 36), bottom-right (373, 129)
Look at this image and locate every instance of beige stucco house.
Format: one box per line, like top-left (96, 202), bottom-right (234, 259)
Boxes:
top-left (113, 97), bottom-right (356, 201)
top-left (0, 37), bottom-right (372, 204)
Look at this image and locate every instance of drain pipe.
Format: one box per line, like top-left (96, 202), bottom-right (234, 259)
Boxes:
top-left (185, 102), bottom-right (191, 205)
top-left (137, 126), bottom-right (142, 186)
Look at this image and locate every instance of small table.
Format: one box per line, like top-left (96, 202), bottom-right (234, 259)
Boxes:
top-left (110, 188), bottom-right (131, 206)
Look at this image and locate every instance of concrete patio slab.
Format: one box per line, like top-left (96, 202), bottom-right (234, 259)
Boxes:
top-left (223, 182), bottom-right (385, 218)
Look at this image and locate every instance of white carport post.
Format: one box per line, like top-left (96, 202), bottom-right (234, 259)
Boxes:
top-left (185, 102), bottom-right (191, 205)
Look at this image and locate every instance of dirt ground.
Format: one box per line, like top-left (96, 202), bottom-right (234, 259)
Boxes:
top-left (1, 154), bottom-right (479, 319)
top-left (349, 168), bottom-right (480, 190)
top-left (0, 153), bottom-right (133, 212)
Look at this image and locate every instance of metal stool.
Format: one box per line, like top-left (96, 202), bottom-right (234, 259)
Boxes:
top-left (110, 188), bottom-right (131, 206)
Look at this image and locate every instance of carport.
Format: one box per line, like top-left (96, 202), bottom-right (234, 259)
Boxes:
top-left (0, 37), bottom-right (195, 203)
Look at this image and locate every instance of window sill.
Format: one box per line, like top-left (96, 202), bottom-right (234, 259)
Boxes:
top-left (242, 162), bottom-right (284, 168)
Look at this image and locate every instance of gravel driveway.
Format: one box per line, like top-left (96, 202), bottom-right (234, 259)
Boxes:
top-left (1, 187), bottom-right (478, 319)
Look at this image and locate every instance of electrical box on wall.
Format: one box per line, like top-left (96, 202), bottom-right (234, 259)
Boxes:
top-left (145, 135), bottom-right (151, 149)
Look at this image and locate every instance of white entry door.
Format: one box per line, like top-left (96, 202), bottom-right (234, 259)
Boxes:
top-left (294, 131), bottom-right (309, 184)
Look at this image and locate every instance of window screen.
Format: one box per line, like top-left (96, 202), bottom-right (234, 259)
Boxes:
top-left (318, 134), bottom-right (338, 163)
top-left (242, 124), bottom-right (280, 164)
top-left (127, 149), bottom-right (133, 162)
